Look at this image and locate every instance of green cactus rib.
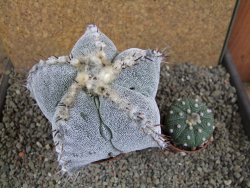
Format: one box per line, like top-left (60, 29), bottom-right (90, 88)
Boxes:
top-left (165, 99), bottom-right (214, 149)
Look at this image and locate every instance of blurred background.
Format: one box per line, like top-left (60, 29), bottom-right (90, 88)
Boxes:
top-left (0, 0), bottom-right (236, 71)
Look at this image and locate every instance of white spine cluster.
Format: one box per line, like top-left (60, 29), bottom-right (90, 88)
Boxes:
top-left (43, 47), bottom-right (166, 148)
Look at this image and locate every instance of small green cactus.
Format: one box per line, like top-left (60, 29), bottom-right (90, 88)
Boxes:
top-left (165, 98), bottom-right (214, 150)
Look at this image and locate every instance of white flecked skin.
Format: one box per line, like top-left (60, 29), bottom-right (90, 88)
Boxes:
top-left (27, 25), bottom-right (165, 173)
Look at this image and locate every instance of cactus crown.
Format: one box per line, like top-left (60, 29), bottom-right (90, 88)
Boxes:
top-left (165, 98), bottom-right (214, 150)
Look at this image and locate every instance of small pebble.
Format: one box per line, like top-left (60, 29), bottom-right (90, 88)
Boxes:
top-left (36, 141), bottom-right (43, 148)
top-left (224, 180), bottom-right (232, 186)
top-left (16, 142), bottom-right (22, 150)
top-left (45, 144), bottom-right (50, 150)
top-left (247, 180), bottom-right (250, 187)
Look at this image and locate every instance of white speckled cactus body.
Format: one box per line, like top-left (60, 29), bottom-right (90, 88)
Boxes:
top-left (27, 25), bottom-right (166, 173)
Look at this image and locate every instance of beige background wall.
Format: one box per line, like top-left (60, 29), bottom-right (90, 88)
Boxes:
top-left (0, 40), bottom-right (7, 73)
top-left (0, 0), bottom-right (236, 71)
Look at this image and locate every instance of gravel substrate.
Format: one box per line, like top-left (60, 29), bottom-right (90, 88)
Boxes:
top-left (0, 63), bottom-right (250, 188)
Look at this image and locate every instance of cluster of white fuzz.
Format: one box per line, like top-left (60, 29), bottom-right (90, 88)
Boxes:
top-left (41, 49), bottom-right (166, 148)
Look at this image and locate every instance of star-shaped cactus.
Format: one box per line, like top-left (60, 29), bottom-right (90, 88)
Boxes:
top-left (27, 25), bottom-right (166, 173)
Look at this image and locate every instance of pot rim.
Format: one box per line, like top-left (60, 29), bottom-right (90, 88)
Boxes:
top-left (167, 136), bottom-right (213, 153)
top-left (92, 153), bottom-right (124, 164)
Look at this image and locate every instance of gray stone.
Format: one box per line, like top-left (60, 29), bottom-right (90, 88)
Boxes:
top-left (16, 142), bottom-right (22, 150)
top-left (234, 172), bottom-right (241, 179)
top-left (224, 180), bottom-right (232, 186)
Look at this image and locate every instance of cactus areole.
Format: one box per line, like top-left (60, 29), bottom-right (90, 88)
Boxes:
top-left (165, 99), bottom-right (214, 151)
top-left (27, 25), bottom-right (166, 173)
